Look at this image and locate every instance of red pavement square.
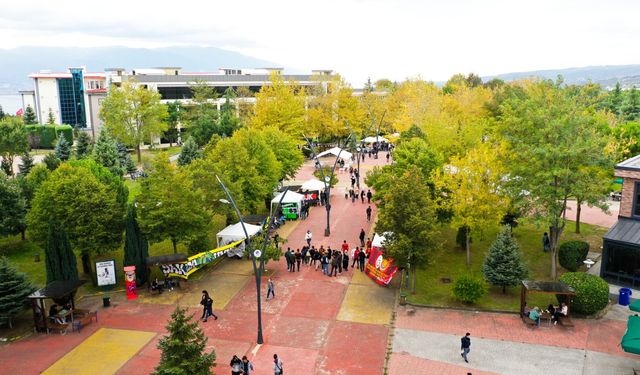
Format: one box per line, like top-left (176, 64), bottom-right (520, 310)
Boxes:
top-left (250, 344), bottom-right (319, 375)
top-left (116, 335), bottom-right (161, 375)
top-left (318, 321), bottom-right (388, 375)
top-left (388, 352), bottom-right (498, 375)
top-left (263, 315), bottom-right (331, 350)
top-left (199, 308), bottom-right (277, 343)
top-left (224, 277), bottom-right (298, 315)
top-left (282, 279), bottom-right (347, 320)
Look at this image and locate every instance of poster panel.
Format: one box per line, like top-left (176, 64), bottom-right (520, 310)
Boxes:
top-left (364, 246), bottom-right (398, 285)
top-left (96, 260), bottom-right (117, 286)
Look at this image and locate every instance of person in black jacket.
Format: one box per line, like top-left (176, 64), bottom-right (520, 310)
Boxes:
top-left (358, 249), bottom-right (366, 271)
top-left (461, 332), bottom-right (471, 363)
top-left (342, 250), bottom-right (349, 271)
top-left (200, 290), bottom-right (218, 322)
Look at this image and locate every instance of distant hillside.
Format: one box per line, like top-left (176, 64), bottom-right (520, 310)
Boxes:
top-left (0, 46), bottom-right (279, 95)
top-left (483, 65), bottom-right (640, 89)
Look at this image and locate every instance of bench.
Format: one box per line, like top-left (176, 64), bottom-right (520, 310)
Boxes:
top-left (47, 322), bottom-right (69, 335)
top-left (522, 316), bottom-right (537, 327)
top-left (557, 315), bottom-right (574, 327)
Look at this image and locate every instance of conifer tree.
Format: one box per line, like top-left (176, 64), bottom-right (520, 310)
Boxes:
top-left (44, 221), bottom-right (79, 284)
top-left (1, 159), bottom-right (11, 176)
top-left (177, 136), bottom-right (200, 166)
top-left (47, 108), bottom-right (56, 125)
top-left (18, 152), bottom-right (34, 176)
top-left (74, 132), bottom-right (93, 159)
top-left (54, 134), bottom-right (71, 161)
top-left (153, 306), bottom-right (216, 375)
top-left (23, 105), bottom-right (37, 125)
top-left (92, 131), bottom-right (122, 177)
top-left (482, 226), bottom-right (528, 294)
top-left (0, 257), bottom-right (35, 328)
top-left (123, 204), bottom-right (149, 285)
top-left (43, 152), bottom-right (60, 171)
top-left (0, 104), bottom-right (5, 120)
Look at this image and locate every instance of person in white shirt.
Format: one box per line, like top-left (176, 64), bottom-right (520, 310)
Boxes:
top-left (305, 230), bottom-right (312, 246)
top-left (553, 302), bottom-right (569, 325)
top-left (273, 354), bottom-right (283, 375)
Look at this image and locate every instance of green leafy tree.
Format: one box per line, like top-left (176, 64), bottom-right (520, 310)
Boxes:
top-left (123, 204), bottom-right (150, 285)
top-left (47, 108), bottom-right (56, 125)
top-left (603, 82), bottom-right (623, 115)
top-left (218, 88), bottom-right (240, 136)
top-left (0, 172), bottom-right (27, 239)
top-left (92, 130), bottom-right (122, 177)
top-left (622, 86), bottom-right (640, 121)
top-left (0, 257), bottom-right (35, 328)
top-left (248, 73), bottom-right (306, 138)
top-left (165, 101), bottom-right (182, 147)
top-left (100, 81), bottom-right (169, 163)
top-left (23, 105), bottom-right (37, 125)
top-left (0, 104), bottom-right (5, 120)
top-left (27, 161), bottom-right (127, 275)
top-left (44, 221), bottom-right (79, 283)
top-left (18, 152), bottom-right (34, 176)
top-left (482, 226), bottom-right (528, 293)
top-left (375, 167), bottom-right (440, 292)
top-left (153, 305), bottom-right (216, 375)
top-left (260, 126), bottom-right (304, 180)
top-left (21, 164), bottom-right (51, 206)
top-left (54, 134), bottom-right (71, 161)
top-left (0, 117), bottom-right (29, 176)
top-left (74, 132), bottom-right (93, 159)
top-left (1, 159), bottom-right (11, 176)
top-left (187, 82), bottom-right (219, 146)
top-left (116, 142), bottom-right (136, 174)
top-left (138, 156), bottom-right (210, 253)
top-left (177, 136), bottom-right (201, 166)
top-left (43, 152), bottom-right (60, 171)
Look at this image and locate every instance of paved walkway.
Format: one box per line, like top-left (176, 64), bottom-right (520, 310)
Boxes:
top-left (564, 200), bottom-right (619, 229)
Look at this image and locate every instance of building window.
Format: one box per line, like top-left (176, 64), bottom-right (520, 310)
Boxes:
top-left (57, 74), bottom-right (86, 128)
top-left (86, 80), bottom-right (104, 90)
top-left (635, 182), bottom-right (640, 217)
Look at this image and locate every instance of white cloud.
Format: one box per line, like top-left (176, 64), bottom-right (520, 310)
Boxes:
top-left (1, 0), bottom-right (639, 85)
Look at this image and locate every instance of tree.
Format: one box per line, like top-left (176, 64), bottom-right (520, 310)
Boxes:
top-left (187, 82), bottom-right (219, 146)
top-left (1, 159), bottom-right (11, 176)
top-left (18, 152), bottom-right (34, 176)
top-left (482, 226), bottom-right (528, 293)
top-left (23, 105), bottom-right (37, 125)
top-left (54, 134), bottom-right (71, 161)
top-left (374, 167), bottom-right (440, 292)
top-left (248, 73), bottom-right (306, 138)
top-left (100, 81), bottom-right (168, 163)
top-left (116, 142), bottom-right (135, 173)
top-left (43, 152), bottom-right (60, 171)
top-left (433, 143), bottom-right (509, 266)
top-left (495, 80), bottom-right (611, 279)
top-left (622, 86), bottom-right (640, 121)
top-left (47, 108), bottom-right (56, 125)
top-left (20, 164), bottom-right (50, 208)
top-left (0, 104), bottom-right (5, 120)
top-left (0, 117), bottom-right (29, 176)
top-left (0, 257), bottom-right (35, 328)
top-left (260, 126), bottom-right (304, 180)
top-left (27, 160), bottom-right (127, 275)
top-left (123, 204), bottom-right (150, 286)
top-left (74, 132), bottom-right (93, 159)
top-left (138, 156), bottom-right (210, 253)
top-left (165, 101), bottom-right (182, 147)
top-left (44, 221), bottom-right (79, 283)
top-left (92, 130), bottom-right (122, 177)
top-left (177, 136), bottom-right (201, 166)
top-left (0, 172), bottom-right (27, 239)
top-left (218, 88), bottom-right (240, 137)
top-left (153, 305), bottom-right (216, 375)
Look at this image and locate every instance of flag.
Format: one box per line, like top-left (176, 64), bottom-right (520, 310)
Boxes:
top-left (15, 108), bottom-right (24, 116)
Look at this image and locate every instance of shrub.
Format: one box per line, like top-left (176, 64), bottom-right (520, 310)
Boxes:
top-left (559, 272), bottom-right (609, 315)
top-left (25, 125), bottom-right (73, 148)
top-left (453, 274), bottom-right (487, 304)
top-left (559, 241), bottom-right (589, 272)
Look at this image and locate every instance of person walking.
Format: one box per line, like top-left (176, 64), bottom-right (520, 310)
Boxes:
top-left (342, 249), bottom-right (349, 271)
top-left (267, 278), bottom-right (275, 300)
top-left (359, 228), bottom-right (366, 247)
top-left (358, 248), bottom-right (366, 271)
top-left (366, 206), bottom-right (372, 222)
top-left (321, 251), bottom-right (329, 274)
top-left (351, 175), bottom-right (356, 187)
top-left (352, 246), bottom-right (360, 268)
top-left (337, 250), bottom-right (343, 273)
top-left (360, 189), bottom-right (365, 203)
top-left (461, 332), bottom-right (471, 363)
top-left (330, 252), bottom-right (339, 276)
top-left (295, 248), bottom-right (302, 272)
top-left (230, 355), bottom-right (243, 375)
top-left (386, 152), bottom-right (390, 163)
top-left (542, 232), bottom-right (551, 252)
top-left (200, 290), bottom-right (218, 322)
top-left (305, 230), bottom-right (312, 247)
top-left (241, 356), bottom-right (254, 375)
top-left (273, 233), bottom-right (280, 249)
top-left (352, 187), bottom-right (357, 203)
top-left (366, 237), bottom-right (372, 253)
top-left (367, 189), bottom-right (372, 203)
top-left (273, 354), bottom-right (284, 375)
top-left (285, 247), bottom-right (292, 272)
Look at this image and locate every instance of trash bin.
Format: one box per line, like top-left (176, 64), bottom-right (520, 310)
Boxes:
top-left (619, 288), bottom-right (632, 306)
top-left (103, 296), bottom-right (111, 307)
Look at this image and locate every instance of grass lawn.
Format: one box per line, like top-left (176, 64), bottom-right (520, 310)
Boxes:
top-left (138, 146), bottom-right (182, 167)
top-left (124, 179), bottom-right (141, 203)
top-left (407, 219), bottom-right (608, 311)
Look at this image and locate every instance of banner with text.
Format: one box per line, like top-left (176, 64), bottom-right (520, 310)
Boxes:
top-left (364, 246), bottom-right (398, 286)
top-left (160, 239), bottom-right (244, 279)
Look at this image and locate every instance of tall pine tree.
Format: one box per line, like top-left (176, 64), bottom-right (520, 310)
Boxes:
top-left (123, 204), bottom-right (149, 285)
top-left (177, 136), bottom-right (200, 166)
top-left (92, 130), bottom-right (122, 177)
top-left (482, 226), bottom-right (528, 294)
top-left (18, 152), bottom-right (35, 176)
top-left (153, 306), bottom-right (216, 375)
top-left (23, 105), bottom-right (37, 125)
top-left (54, 134), bottom-right (71, 161)
top-left (47, 108), bottom-right (56, 124)
top-left (44, 221), bottom-right (79, 284)
top-left (0, 257), bottom-right (35, 328)
top-left (75, 132), bottom-right (93, 159)
top-left (0, 104), bottom-right (5, 120)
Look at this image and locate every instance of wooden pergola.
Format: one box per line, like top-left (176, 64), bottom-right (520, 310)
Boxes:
top-left (28, 280), bottom-right (86, 333)
top-left (520, 280), bottom-right (576, 316)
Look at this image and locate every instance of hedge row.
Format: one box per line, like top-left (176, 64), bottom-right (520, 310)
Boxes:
top-left (25, 125), bottom-right (74, 149)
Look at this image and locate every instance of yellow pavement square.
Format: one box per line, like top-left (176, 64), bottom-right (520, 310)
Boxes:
top-left (350, 269), bottom-right (375, 285)
top-left (337, 283), bottom-right (396, 325)
top-left (43, 328), bottom-right (155, 375)
top-left (179, 273), bottom-right (250, 310)
top-left (137, 289), bottom-right (182, 305)
top-left (211, 258), bottom-right (256, 276)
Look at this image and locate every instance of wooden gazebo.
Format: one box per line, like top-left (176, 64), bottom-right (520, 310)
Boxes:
top-left (520, 280), bottom-right (576, 317)
top-left (28, 280), bottom-right (86, 333)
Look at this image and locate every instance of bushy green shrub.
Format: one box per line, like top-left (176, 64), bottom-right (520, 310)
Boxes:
top-left (453, 274), bottom-right (487, 304)
top-left (559, 241), bottom-right (589, 271)
top-left (25, 125), bottom-right (73, 148)
top-left (559, 272), bottom-right (609, 315)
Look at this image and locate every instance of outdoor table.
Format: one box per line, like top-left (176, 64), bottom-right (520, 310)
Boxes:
top-left (54, 309), bottom-right (74, 323)
top-left (540, 312), bottom-right (552, 327)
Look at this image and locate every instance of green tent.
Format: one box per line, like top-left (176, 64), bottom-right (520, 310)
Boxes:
top-left (621, 315), bottom-right (640, 355)
top-left (630, 299), bottom-right (640, 313)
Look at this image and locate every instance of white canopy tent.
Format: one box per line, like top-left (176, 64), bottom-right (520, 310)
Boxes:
top-left (316, 147), bottom-right (353, 160)
top-left (300, 178), bottom-right (326, 192)
top-left (216, 222), bottom-right (262, 257)
top-left (362, 136), bottom-right (389, 144)
top-left (372, 232), bottom-right (392, 248)
top-left (270, 191), bottom-right (305, 215)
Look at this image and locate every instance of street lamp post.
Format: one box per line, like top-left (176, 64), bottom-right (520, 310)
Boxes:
top-left (216, 175), bottom-right (289, 345)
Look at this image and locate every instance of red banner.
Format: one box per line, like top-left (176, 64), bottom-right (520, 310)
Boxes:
top-left (124, 266), bottom-right (138, 300)
top-left (365, 246), bottom-right (398, 285)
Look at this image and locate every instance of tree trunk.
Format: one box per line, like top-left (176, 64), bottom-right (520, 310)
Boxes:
top-left (81, 252), bottom-right (92, 275)
top-left (465, 227), bottom-right (471, 267)
top-left (502, 285), bottom-right (506, 294)
top-left (575, 200), bottom-right (582, 234)
top-left (21, 230), bottom-right (25, 241)
top-left (136, 144), bottom-right (142, 163)
top-left (549, 225), bottom-right (563, 280)
top-left (172, 239), bottom-right (178, 254)
top-left (411, 266), bottom-right (417, 293)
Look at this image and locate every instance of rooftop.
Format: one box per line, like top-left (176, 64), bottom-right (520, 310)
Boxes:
top-left (604, 217), bottom-right (640, 246)
top-left (125, 74), bottom-right (315, 84)
top-left (616, 154), bottom-right (640, 171)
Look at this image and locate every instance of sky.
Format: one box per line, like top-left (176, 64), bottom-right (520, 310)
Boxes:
top-left (0, 0), bottom-right (639, 85)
